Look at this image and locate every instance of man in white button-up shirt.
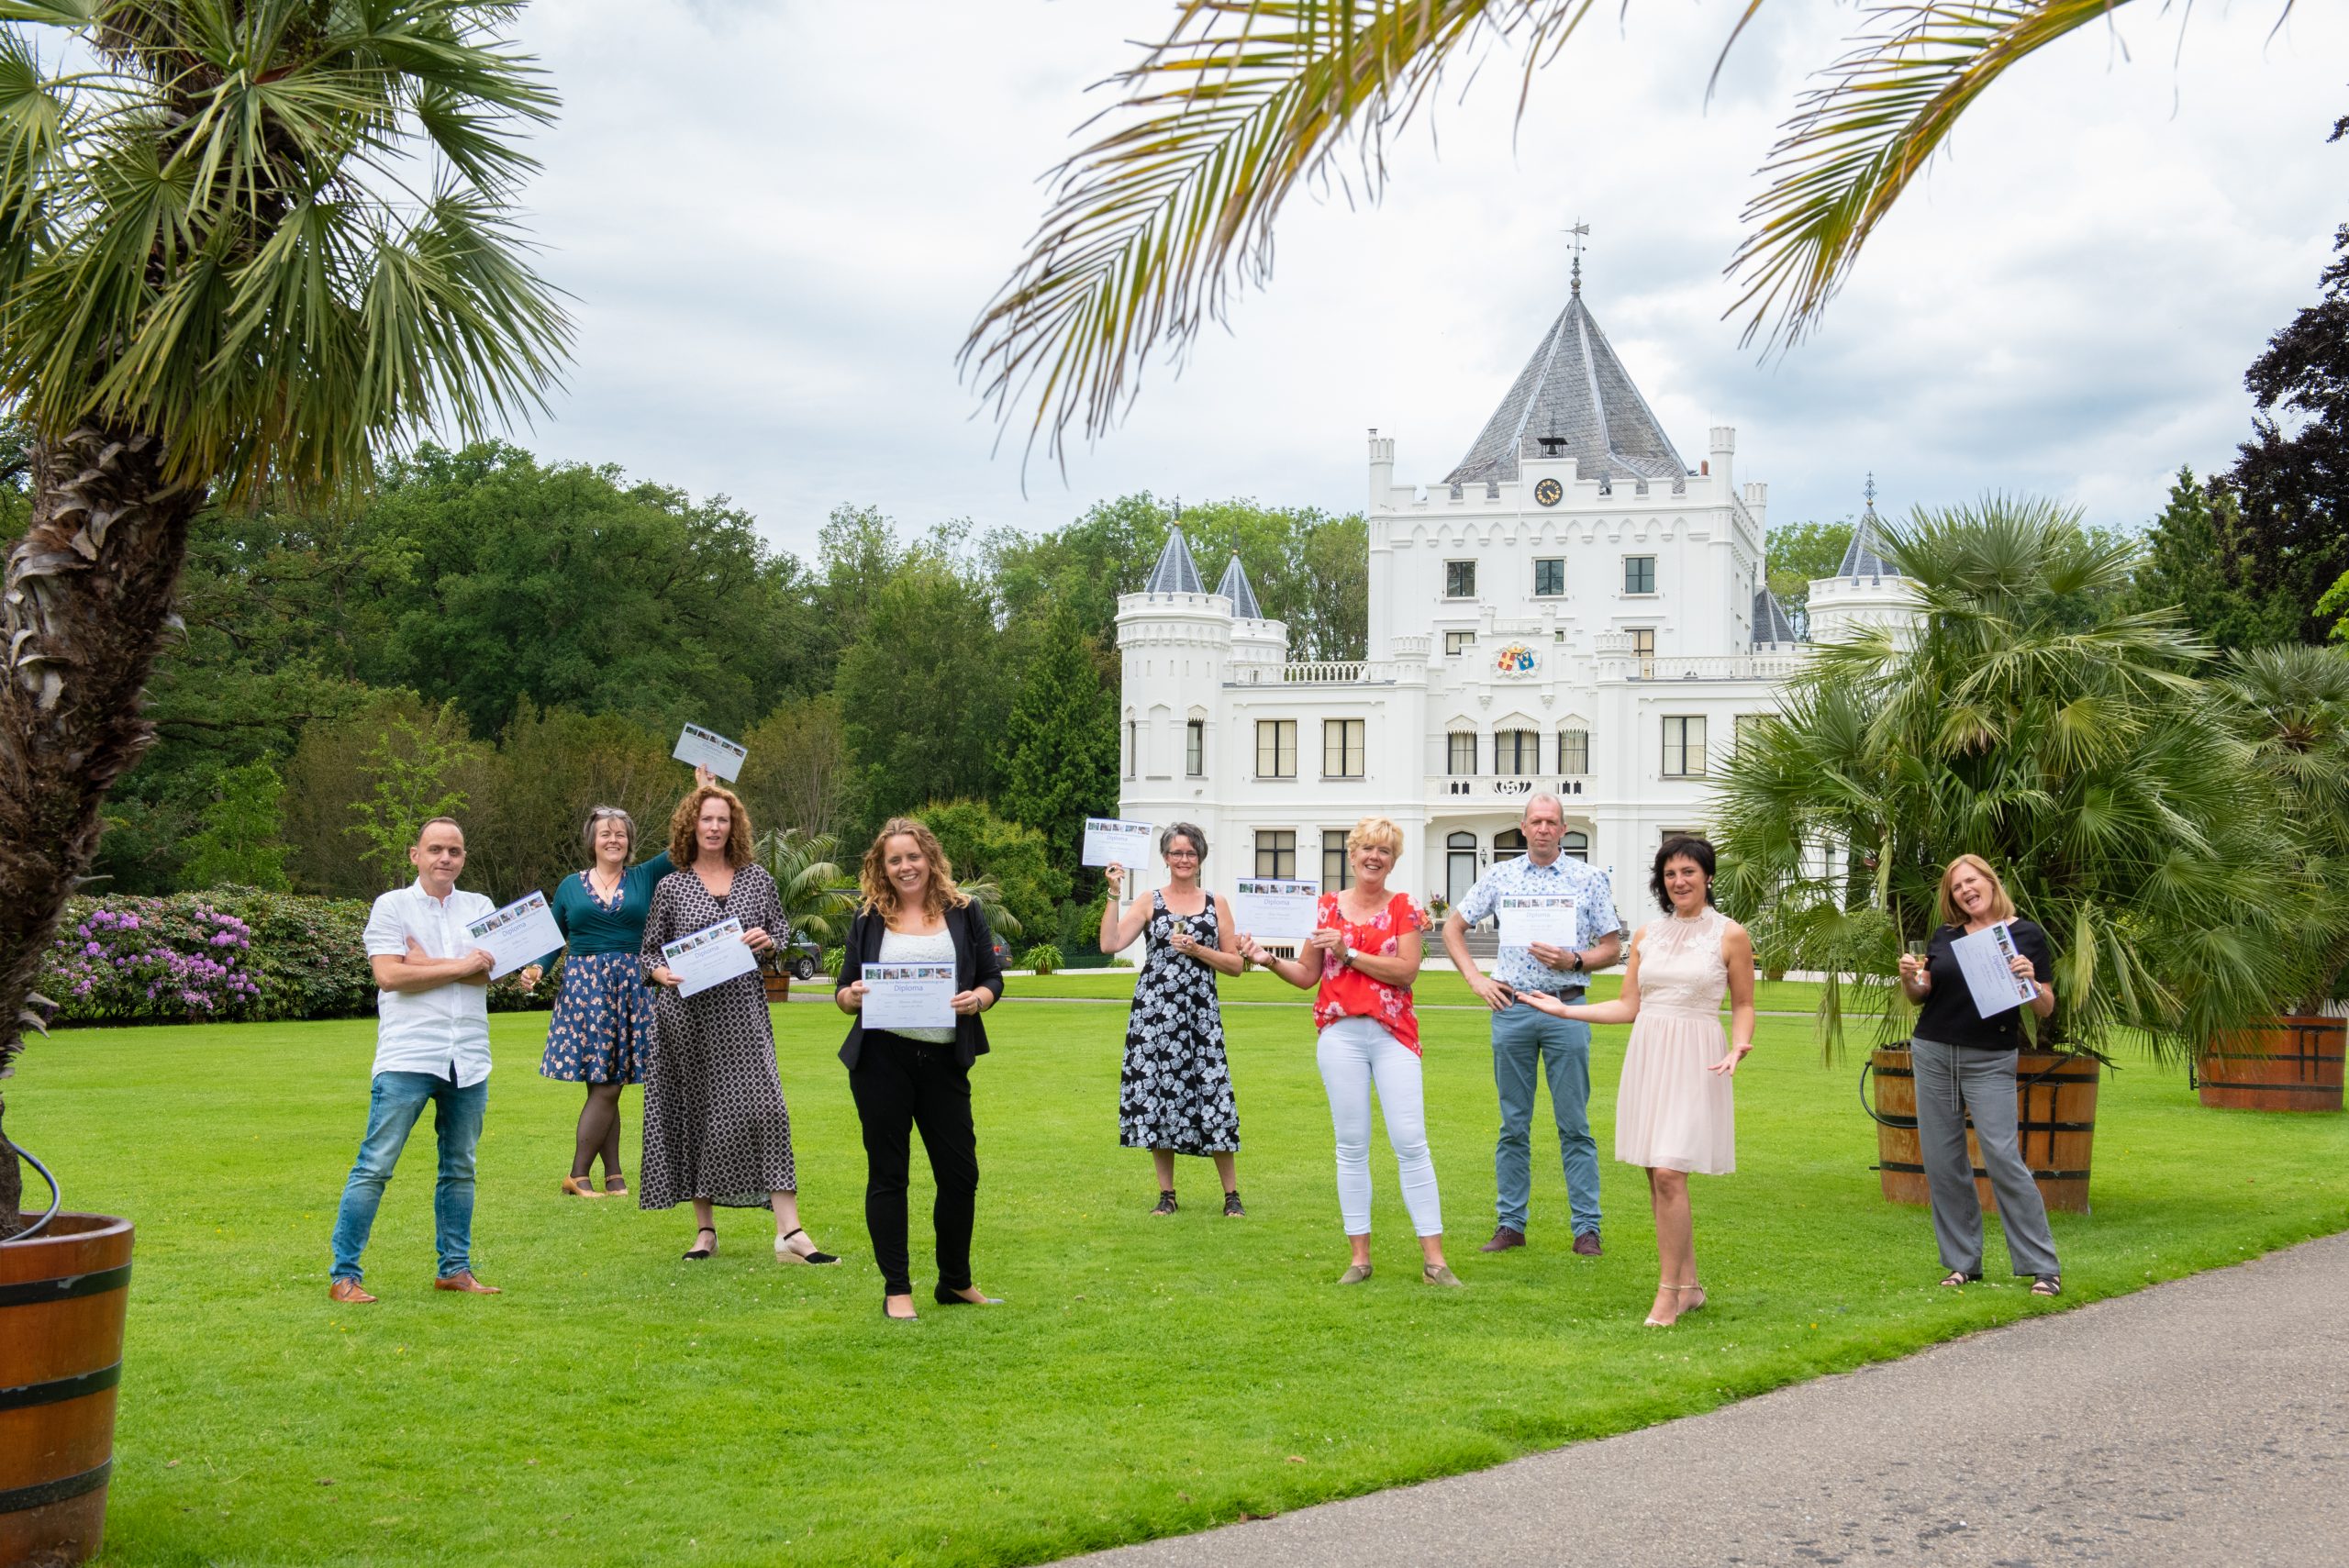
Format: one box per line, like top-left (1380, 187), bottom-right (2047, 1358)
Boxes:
top-left (328, 817), bottom-right (517, 1303)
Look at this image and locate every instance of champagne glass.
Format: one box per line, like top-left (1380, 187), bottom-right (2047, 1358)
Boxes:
top-left (1903, 940), bottom-right (1929, 961)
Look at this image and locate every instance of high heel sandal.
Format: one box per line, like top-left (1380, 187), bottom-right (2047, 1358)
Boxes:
top-left (1674, 1283), bottom-right (1708, 1315)
top-left (775, 1227), bottom-right (840, 1265)
top-left (560, 1175), bottom-right (605, 1198)
top-left (683, 1227), bottom-right (717, 1260)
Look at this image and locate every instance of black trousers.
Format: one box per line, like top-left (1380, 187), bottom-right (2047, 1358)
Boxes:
top-left (848, 1031), bottom-right (979, 1296)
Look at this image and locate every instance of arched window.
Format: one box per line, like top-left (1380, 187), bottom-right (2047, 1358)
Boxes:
top-left (1493, 828), bottom-right (1527, 860)
top-left (1445, 831), bottom-right (1479, 908)
top-left (1563, 829), bottom-right (1589, 862)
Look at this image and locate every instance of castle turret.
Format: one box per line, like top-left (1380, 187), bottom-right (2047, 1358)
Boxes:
top-left (1806, 476), bottom-right (1921, 647)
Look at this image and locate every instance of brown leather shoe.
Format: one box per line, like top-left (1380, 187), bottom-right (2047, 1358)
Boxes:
top-left (328, 1278), bottom-right (377, 1304)
top-left (432, 1271), bottom-right (503, 1295)
top-left (1572, 1229), bottom-right (1603, 1257)
top-left (1479, 1226), bottom-right (1526, 1253)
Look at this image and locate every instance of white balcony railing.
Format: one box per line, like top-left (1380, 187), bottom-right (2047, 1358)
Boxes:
top-left (1227, 661), bottom-right (1403, 685)
top-left (1613, 653), bottom-right (1803, 683)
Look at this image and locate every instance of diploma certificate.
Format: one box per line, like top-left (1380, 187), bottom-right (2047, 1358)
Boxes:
top-left (862, 962), bottom-right (957, 1029)
top-left (1081, 817), bottom-right (1157, 870)
top-left (465, 891), bottom-right (565, 980)
top-left (662, 917), bottom-right (759, 997)
top-left (673, 722), bottom-right (749, 782)
top-left (1497, 895), bottom-right (1576, 950)
top-left (1232, 878), bottom-right (1319, 940)
top-left (1951, 921), bottom-right (2039, 1018)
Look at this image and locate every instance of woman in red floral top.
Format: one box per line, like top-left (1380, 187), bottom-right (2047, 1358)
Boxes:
top-left (1242, 816), bottom-right (1460, 1287)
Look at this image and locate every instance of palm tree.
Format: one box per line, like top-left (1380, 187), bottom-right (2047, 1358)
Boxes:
top-left (0, 2), bottom-right (568, 1236)
top-left (963, 0), bottom-right (2293, 465)
top-left (754, 828), bottom-right (857, 947)
top-left (1710, 497), bottom-right (2311, 1063)
top-left (2216, 644), bottom-right (2349, 1006)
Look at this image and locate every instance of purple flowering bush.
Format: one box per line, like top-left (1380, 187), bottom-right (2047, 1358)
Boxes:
top-left (43, 898), bottom-right (265, 1023)
top-left (39, 887), bottom-right (557, 1027)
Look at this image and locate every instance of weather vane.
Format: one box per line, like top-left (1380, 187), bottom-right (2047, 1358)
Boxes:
top-left (1564, 218), bottom-right (1590, 294)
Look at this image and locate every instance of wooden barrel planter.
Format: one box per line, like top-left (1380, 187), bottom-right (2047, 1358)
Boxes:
top-left (1864, 1047), bottom-right (2099, 1215)
top-left (2194, 1016), bottom-right (2344, 1112)
top-left (762, 972), bottom-right (792, 1004)
top-left (1, 1212), bottom-right (133, 1568)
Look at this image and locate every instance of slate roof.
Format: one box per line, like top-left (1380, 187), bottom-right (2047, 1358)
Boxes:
top-left (1216, 553), bottom-right (1264, 619)
top-left (1145, 525), bottom-right (1204, 595)
top-left (1444, 290), bottom-right (1691, 488)
top-left (1753, 588), bottom-right (1799, 646)
top-left (1837, 498), bottom-right (1898, 580)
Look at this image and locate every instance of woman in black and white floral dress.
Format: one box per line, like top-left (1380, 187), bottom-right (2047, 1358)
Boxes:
top-left (1099, 822), bottom-right (1248, 1217)
top-left (639, 780), bottom-right (839, 1269)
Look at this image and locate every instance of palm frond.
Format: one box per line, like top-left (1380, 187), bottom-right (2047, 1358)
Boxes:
top-left (1726, 1), bottom-right (2144, 350)
top-left (0, 0), bottom-right (568, 501)
top-left (960, 0), bottom-right (1598, 473)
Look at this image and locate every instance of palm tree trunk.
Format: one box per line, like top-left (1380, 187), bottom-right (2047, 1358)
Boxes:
top-left (0, 422), bottom-right (205, 1238)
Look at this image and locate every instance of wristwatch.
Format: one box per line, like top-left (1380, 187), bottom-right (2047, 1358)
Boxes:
top-left (1569, 951), bottom-right (1585, 973)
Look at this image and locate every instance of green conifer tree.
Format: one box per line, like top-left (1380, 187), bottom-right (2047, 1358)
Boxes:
top-left (2127, 468), bottom-right (2304, 651)
top-left (996, 595), bottom-right (1119, 878)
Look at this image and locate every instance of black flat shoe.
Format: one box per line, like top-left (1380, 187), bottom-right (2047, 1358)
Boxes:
top-left (934, 1284), bottom-right (1003, 1307)
top-left (882, 1302), bottom-right (918, 1322)
top-left (683, 1227), bottom-right (717, 1261)
top-left (775, 1227), bottom-right (841, 1265)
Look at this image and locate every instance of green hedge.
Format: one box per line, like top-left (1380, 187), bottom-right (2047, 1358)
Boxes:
top-left (39, 887), bottom-right (556, 1027)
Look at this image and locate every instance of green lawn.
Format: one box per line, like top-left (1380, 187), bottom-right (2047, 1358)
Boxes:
top-left (16, 992), bottom-right (2344, 1568)
top-left (1005, 967), bottom-right (1835, 1014)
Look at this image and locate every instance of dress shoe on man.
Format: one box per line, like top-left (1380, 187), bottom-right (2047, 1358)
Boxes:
top-left (1479, 1226), bottom-right (1526, 1253)
top-left (328, 1278), bottom-right (377, 1304)
top-left (1572, 1230), bottom-right (1603, 1258)
top-left (432, 1271), bottom-right (503, 1295)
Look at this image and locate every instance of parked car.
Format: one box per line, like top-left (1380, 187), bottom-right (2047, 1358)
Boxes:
top-left (781, 931), bottom-right (823, 981)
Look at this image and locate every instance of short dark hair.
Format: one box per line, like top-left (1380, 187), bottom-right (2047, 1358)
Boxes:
top-left (1651, 835), bottom-right (1717, 912)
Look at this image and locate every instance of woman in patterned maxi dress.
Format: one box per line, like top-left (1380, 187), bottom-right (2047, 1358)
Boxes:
top-left (1522, 836), bottom-right (1755, 1327)
top-left (1099, 822), bottom-right (1248, 1217)
top-left (639, 780), bottom-right (840, 1267)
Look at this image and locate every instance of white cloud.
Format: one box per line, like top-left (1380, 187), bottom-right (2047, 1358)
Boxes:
top-left (497, 1), bottom-right (2349, 554)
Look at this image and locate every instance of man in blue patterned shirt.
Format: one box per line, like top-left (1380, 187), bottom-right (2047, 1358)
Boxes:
top-left (1441, 795), bottom-right (1625, 1256)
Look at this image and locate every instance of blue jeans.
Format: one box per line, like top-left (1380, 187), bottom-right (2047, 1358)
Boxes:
top-left (329, 1072), bottom-right (488, 1282)
top-left (1491, 1002), bottom-right (1600, 1235)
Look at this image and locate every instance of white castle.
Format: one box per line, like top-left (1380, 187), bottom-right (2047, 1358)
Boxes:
top-left (1116, 270), bottom-right (1916, 912)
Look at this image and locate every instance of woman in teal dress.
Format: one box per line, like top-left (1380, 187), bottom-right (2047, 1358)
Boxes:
top-left (540, 769), bottom-right (709, 1197)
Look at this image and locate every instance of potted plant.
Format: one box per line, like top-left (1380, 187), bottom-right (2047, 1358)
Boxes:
top-left (2195, 648), bottom-right (2349, 1111)
top-left (1714, 501), bottom-right (2310, 1213)
top-left (0, 10), bottom-right (564, 1562)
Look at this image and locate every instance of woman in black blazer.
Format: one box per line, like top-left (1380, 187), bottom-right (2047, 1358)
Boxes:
top-left (836, 816), bottom-right (1008, 1321)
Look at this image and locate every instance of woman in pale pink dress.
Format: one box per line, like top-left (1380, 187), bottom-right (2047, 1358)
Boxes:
top-left (1520, 836), bottom-right (1754, 1327)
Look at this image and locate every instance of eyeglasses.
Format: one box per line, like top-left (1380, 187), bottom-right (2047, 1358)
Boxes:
top-left (1163, 850), bottom-right (1200, 860)
top-left (588, 807), bottom-right (629, 821)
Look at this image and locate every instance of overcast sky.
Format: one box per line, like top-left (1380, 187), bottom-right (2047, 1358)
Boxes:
top-left (499, 1), bottom-right (2348, 560)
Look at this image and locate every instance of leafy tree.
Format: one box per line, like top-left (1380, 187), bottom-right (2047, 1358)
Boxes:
top-left (917, 799), bottom-right (1070, 942)
top-left (0, 3), bottom-right (565, 1233)
top-left (178, 761), bottom-right (292, 893)
top-left (464, 702), bottom-right (683, 905)
top-left (996, 595), bottom-right (1119, 878)
top-left (1764, 520), bottom-right (1853, 639)
top-left (837, 561), bottom-right (1008, 832)
top-left (349, 704), bottom-right (478, 893)
top-left (966, 2), bottom-right (2274, 462)
top-left (2125, 469), bottom-right (2303, 651)
top-left (2233, 117), bottom-right (2349, 641)
top-left (738, 695), bottom-right (855, 844)
top-left (2217, 645), bottom-right (2349, 1005)
top-left (1713, 497), bottom-right (2307, 1064)
top-left (355, 442), bottom-right (818, 736)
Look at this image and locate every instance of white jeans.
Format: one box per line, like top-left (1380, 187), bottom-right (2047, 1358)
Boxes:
top-left (1316, 1017), bottom-right (1443, 1237)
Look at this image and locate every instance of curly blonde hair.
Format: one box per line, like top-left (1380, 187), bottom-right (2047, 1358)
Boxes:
top-left (859, 817), bottom-right (969, 920)
top-left (667, 784), bottom-right (753, 869)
